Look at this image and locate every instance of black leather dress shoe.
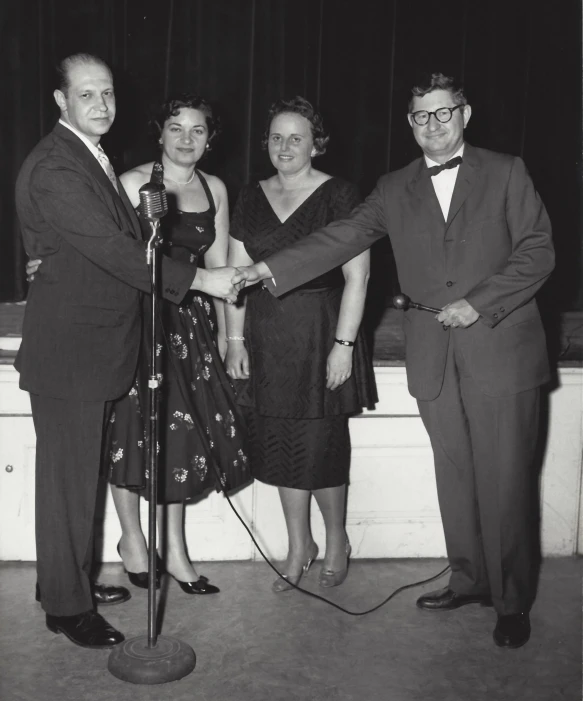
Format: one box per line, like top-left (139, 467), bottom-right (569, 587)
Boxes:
top-left (36, 582), bottom-right (131, 606)
top-left (173, 575), bottom-right (220, 595)
top-left (46, 610), bottom-right (124, 649)
top-left (91, 582), bottom-right (131, 605)
top-left (416, 586), bottom-right (493, 611)
top-left (493, 613), bottom-right (531, 648)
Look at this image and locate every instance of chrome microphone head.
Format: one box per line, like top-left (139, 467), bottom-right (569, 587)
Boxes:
top-left (139, 183), bottom-right (169, 220)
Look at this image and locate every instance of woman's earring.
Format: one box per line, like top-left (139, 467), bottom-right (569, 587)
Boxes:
top-left (158, 139), bottom-right (163, 145)
top-left (311, 148), bottom-right (317, 158)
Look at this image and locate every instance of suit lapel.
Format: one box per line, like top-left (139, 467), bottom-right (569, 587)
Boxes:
top-left (445, 143), bottom-right (480, 232)
top-left (53, 124), bottom-right (140, 239)
top-left (117, 181), bottom-right (142, 240)
top-left (405, 144), bottom-right (483, 236)
top-left (406, 158), bottom-right (445, 225)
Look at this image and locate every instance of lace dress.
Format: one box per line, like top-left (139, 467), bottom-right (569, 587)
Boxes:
top-left (230, 178), bottom-right (377, 490)
top-left (107, 163), bottom-right (250, 502)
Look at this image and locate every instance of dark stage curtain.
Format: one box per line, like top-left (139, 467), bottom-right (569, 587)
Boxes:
top-left (1, 0), bottom-right (581, 318)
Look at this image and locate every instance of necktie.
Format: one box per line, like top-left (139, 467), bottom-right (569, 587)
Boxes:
top-left (97, 146), bottom-right (119, 193)
top-left (427, 156), bottom-right (463, 177)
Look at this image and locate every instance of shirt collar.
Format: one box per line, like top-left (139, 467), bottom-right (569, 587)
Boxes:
top-left (58, 119), bottom-right (102, 160)
top-left (424, 143), bottom-right (465, 169)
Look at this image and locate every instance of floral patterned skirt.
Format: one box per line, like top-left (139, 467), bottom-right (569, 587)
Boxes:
top-left (106, 292), bottom-right (251, 503)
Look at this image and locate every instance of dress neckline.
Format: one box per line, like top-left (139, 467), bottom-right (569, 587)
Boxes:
top-left (258, 177), bottom-right (335, 225)
top-left (151, 162), bottom-right (215, 216)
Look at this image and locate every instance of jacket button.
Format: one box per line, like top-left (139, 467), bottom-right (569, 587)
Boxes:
top-left (493, 313), bottom-right (499, 319)
top-left (500, 307), bottom-right (505, 313)
top-left (446, 281), bottom-right (454, 287)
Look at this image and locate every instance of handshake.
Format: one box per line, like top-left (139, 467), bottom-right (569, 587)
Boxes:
top-left (26, 258), bottom-right (273, 305)
top-left (191, 262), bottom-right (272, 304)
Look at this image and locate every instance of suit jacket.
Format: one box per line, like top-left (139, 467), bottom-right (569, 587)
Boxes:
top-left (15, 123), bottom-right (195, 401)
top-left (264, 144), bottom-right (555, 400)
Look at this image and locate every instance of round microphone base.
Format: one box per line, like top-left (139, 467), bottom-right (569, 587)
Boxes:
top-left (108, 635), bottom-right (196, 685)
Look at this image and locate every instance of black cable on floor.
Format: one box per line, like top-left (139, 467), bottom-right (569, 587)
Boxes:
top-left (220, 483), bottom-right (451, 616)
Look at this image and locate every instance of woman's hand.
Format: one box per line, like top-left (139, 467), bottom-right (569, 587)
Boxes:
top-left (216, 334), bottom-right (228, 362)
top-left (326, 344), bottom-right (353, 390)
top-left (225, 342), bottom-right (250, 380)
top-left (26, 258), bottom-right (42, 282)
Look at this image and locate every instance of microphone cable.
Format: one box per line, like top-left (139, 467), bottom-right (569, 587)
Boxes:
top-left (217, 483), bottom-right (451, 616)
top-left (149, 261), bottom-right (451, 616)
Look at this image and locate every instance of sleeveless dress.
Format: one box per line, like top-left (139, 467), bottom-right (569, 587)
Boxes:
top-left (230, 178), bottom-right (377, 490)
top-left (107, 163), bottom-right (250, 502)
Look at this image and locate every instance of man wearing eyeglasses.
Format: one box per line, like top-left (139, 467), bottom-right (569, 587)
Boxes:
top-left (234, 73), bottom-right (554, 649)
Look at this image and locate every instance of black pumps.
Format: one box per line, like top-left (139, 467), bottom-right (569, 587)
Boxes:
top-left (117, 542), bottom-right (161, 590)
top-left (171, 574), bottom-right (220, 595)
top-left (117, 542), bottom-right (219, 594)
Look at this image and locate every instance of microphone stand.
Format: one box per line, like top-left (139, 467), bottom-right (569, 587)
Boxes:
top-left (145, 219), bottom-right (162, 648)
top-left (108, 190), bottom-right (196, 685)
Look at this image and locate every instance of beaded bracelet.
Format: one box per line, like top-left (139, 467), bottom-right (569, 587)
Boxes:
top-left (226, 336), bottom-right (245, 342)
top-left (334, 338), bottom-right (355, 347)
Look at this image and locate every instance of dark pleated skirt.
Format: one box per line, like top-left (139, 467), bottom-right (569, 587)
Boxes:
top-left (244, 410), bottom-right (351, 490)
top-left (234, 285), bottom-right (375, 491)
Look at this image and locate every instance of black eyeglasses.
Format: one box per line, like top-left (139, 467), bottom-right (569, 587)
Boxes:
top-left (409, 105), bottom-right (464, 126)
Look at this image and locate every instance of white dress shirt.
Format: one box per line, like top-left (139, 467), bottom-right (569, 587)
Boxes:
top-left (58, 119), bottom-right (118, 192)
top-left (425, 143), bottom-right (465, 221)
top-left (58, 119), bottom-right (102, 161)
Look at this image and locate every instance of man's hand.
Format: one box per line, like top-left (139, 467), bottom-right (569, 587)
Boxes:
top-left (437, 298), bottom-right (480, 328)
top-left (191, 266), bottom-right (242, 304)
top-left (231, 262), bottom-right (273, 289)
top-left (26, 258), bottom-right (42, 282)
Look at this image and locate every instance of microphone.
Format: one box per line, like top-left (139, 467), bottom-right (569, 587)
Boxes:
top-left (393, 294), bottom-right (441, 315)
top-left (139, 183), bottom-right (168, 263)
top-left (139, 182), bottom-right (169, 220)
top-left (109, 177), bottom-right (196, 684)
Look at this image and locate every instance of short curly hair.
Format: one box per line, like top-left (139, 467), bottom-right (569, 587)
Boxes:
top-left (408, 73), bottom-right (467, 113)
top-left (150, 93), bottom-right (221, 148)
top-left (261, 96), bottom-right (329, 156)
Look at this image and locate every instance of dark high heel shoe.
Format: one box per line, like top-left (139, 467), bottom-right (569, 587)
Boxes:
top-left (117, 542), bottom-right (161, 590)
top-left (171, 574), bottom-right (220, 595)
top-left (319, 540), bottom-right (352, 588)
top-left (272, 543), bottom-right (319, 593)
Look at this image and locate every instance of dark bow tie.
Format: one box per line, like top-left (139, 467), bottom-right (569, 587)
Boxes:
top-left (427, 156), bottom-right (463, 176)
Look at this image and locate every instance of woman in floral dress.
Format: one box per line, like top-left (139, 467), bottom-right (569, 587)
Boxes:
top-left (107, 94), bottom-right (249, 594)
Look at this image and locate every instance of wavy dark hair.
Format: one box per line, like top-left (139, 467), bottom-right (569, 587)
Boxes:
top-left (408, 73), bottom-right (467, 113)
top-left (55, 53), bottom-right (111, 95)
top-left (261, 96), bottom-right (329, 156)
top-left (150, 93), bottom-right (221, 150)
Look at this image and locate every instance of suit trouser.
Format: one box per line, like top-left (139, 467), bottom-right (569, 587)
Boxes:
top-left (417, 335), bottom-right (540, 615)
top-left (30, 394), bottom-right (113, 617)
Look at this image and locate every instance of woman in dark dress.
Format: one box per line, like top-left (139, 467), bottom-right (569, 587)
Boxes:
top-left (107, 95), bottom-right (249, 593)
top-left (225, 97), bottom-right (376, 591)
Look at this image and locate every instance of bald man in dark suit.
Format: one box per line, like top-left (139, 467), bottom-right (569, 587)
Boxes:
top-left (16, 53), bottom-right (240, 649)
